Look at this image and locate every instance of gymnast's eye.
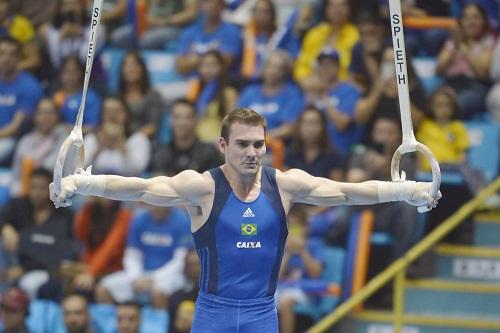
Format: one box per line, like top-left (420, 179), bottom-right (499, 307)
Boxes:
top-left (253, 141), bottom-right (265, 149)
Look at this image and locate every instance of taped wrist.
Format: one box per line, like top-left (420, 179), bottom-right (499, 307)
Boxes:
top-left (73, 174), bottom-right (106, 196)
top-left (377, 181), bottom-right (416, 203)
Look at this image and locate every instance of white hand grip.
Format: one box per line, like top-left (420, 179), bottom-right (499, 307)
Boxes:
top-left (391, 142), bottom-right (441, 213)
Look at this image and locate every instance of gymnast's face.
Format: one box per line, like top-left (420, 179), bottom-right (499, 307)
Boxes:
top-left (219, 122), bottom-right (266, 176)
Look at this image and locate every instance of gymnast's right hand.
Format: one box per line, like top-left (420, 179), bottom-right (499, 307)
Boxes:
top-left (50, 175), bottom-right (77, 208)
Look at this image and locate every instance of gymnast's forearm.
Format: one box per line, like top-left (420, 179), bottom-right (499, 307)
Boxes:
top-left (303, 179), bottom-right (418, 206)
top-left (74, 174), bottom-right (149, 201)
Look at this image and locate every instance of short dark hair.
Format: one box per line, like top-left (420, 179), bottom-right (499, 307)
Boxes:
top-left (31, 168), bottom-right (53, 182)
top-left (220, 108), bottom-right (267, 141)
top-left (355, 11), bottom-right (385, 26)
top-left (171, 98), bottom-right (196, 116)
top-left (117, 301), bottom-right (141, 313)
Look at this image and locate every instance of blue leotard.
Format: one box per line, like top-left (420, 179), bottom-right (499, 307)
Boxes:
top-left (191, 166), bottom-right (287, 332)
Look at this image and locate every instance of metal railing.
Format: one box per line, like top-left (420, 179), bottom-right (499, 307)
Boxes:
top-left (308, 177), bottom-right (500, 333)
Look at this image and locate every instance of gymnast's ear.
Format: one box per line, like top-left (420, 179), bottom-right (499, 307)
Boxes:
top-left (218, 136), bottom-right (227, 154)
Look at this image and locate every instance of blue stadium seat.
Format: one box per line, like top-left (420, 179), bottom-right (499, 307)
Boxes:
top-left (26, 300), bottom-right (65, 333)
top-left (0, 167), bottom-right (11, 210)
top-left (293, 246), bottom-right (345, 321)
top-left (466, 121), bottom-right (499, 182)
top-left (140, 307), bottom-right (169, 333)
top-left (412, 57), bottom-right (444, 96)
top-left (90, 303), bottom-right (116, 333)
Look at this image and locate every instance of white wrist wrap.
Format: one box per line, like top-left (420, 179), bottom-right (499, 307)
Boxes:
top-left (377, 181), bottom-right (416, 203)
top-left (73, 174), bottom-right (106, 197)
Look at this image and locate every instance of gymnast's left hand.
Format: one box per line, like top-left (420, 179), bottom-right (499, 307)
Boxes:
top-left (406, 182), bottom-right (442, 209)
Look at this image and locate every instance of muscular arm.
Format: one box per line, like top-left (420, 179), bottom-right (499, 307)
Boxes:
top-left (51, 169), bottom-right (211, 208)
top-left (278, 168), bottom-right (437, 208)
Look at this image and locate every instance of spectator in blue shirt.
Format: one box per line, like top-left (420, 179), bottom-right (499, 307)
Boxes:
top-left (238, 50), bottom-right (303, 139)
top-left (96, 205), bottom-right (191, 309)
top-left (53, 56), bottom-right (101, 132)
top-left (314, 47), bottom-right (363, 155)
top-left (175, 0), bottom-right (242, 75)
top-left (0, 37), bottom-right (42, 165)
top-left (240, 0), bottom-right (300, 82)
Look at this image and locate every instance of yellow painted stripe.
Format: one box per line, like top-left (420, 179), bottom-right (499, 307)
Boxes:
top-left (405, 279), bottom-right (500, 293)
top-left (475, 213), bottom-right (500, 224)
top-left (436, 244), bottom-right (500, 258)
top-left (354, 310), bottom-right (500, 330)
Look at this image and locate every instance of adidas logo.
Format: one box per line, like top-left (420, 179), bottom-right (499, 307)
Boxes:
top-left (242, 208), bottom-right (255, 218)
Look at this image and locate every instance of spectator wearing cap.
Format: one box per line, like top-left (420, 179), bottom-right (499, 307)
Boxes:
top-left (0, 287), bottom-right (30, 333)
top-left (294, 0), bottom-right (359, 82)
top-left (313, 47), bottom-right (362, 156)
top-left (237, 50), bottom-right (304, 140)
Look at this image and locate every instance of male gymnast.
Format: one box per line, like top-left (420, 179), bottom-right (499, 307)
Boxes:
top-left (51, 108), bottom-right (440, 332)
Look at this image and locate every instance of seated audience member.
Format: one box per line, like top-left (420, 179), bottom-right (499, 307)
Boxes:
top-left (186, 50), bottom-right (238, 143)
top-left (355, 47), bottom-right (426, 141)
top-left (347, 115), bottom-right (418, 260)
top-left (486, 38), bottom-right (500, 122)
top-left (96, 205), bottom-right (191, 309)
top-left (278, 207), bottom-right (325, 333)
top-left (0, 287), bottom-right (30, 333)
top-left (294, 0), bottom-right (359, 82)
top-left (83, 96), bottom-right (151, 176)
top-left (10, 98), bottom-right (67, 197)
top-left (172, 300), bottom-right (196, 333)
top-left (238, 50), bottom-right (303, 139)
top-left (349, 12), bottom-right (388, 91)
top-left (436, 3), bottom-right (495, 118)
top-left (0, 0), bottom-right (40, 71)
top-left (116, 301), bottom-right (141, 333)
top-left (417, 86), bottom-right (490, 196)
top-left (175, 0), bottom-right (242, 75)
top-left (240, 0), bottom-right (300, 82)
top-left (168, 249), bottom-right (200, 333)
top-left (0, 169), bottom-right (74, 299)
top-left (53, 56), bottom-right (102, 132)
top-left (152, 99), bottom-right (223, 176)
top-left (118, 51), bottom-right (166, 137)
top-left (417, 86), bottom-right (469, 170)
top-left (71, 197), bottom-right (132, 295)
top-left (112, 0), bottom-right (198, 49)
top-left (284, 106), bottom-right (344, 181)
top-left (314, 47), bottom-right (362, 155)
top-left (0, 37), bottom-right (43, 165)
top-left (62, 294), bottom-right (96, 333)
top-left (40, 0), bottom-right (106, 77)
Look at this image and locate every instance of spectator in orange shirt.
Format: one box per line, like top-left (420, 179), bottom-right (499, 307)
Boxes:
top-left (72, 197), bottom-right (132, 295)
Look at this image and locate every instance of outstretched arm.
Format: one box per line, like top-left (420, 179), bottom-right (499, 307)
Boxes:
top-left (50, 168), bottom-right (211, 208)
top-left (278, 169), bottom-right (440, 208)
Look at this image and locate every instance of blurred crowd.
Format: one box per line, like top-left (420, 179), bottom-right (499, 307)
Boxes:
top-left (0, 0), bottom-right (499, 332)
